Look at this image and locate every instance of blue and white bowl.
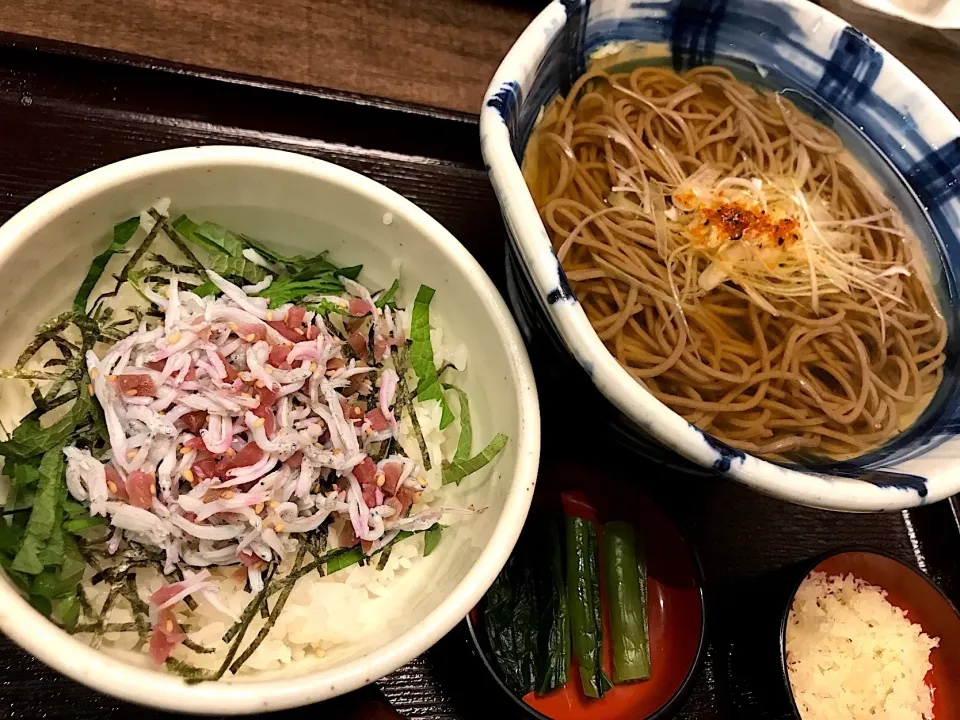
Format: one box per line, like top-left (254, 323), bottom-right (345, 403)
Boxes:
top-left (481, 0), bottom-right (960, 511)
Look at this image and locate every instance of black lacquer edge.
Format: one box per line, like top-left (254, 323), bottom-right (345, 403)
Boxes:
top-left (0, 30), bottom-right (484, 169)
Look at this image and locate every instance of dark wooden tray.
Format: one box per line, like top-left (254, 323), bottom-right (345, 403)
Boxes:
top-left (1, 32), bottom-right (958, 720)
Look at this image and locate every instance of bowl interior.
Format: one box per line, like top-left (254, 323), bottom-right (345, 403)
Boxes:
top-left (482, 0), bottom-right (960, 506)
top-left (0, 147), bottom-right (538, 712)
top-left (782, 551), bottom-right (960, 719)
top-left (469, 465), bottom-right (705, 720)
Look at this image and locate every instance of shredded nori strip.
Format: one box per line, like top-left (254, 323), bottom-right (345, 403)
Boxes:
top-left (76, 584), bottom-right (94, 619)
top-left (91, 558), bottom-right (157, 585)
top-left (165, 657), bottom-right (211, 682)
top-left (149, 212), bottom-right (206, 272)
top-left (90, 583), bottom-right (123, 648)
top-left (92, 217), bottom-right (164, 313)
top-left (31, 388), bottom-right (79, 415)
top-left (394, 344), bottom-right (431, 470)
top-left (227, 546), bottom-right (308, 675)
top-left (122, 573), bottom-right (152, 638)
top-left (183, 638), bottom-right (216, 655)
top-left (67, 621), bottom-right (139, 634)
top-left (14, 312), bottom-right (94, 368)
top-left (169, 566), bottom-right (199, 612)
top-left (263, 545), bottom-right (357, 597)
top-left (222, 561), bottom-right (278, 644)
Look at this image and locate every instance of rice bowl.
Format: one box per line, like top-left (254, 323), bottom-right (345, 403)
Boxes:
top-left (0, 146), bottom-right (540, 713)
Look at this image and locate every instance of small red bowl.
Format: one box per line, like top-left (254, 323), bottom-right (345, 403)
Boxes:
top-left (780, 550), bottom-right (960, 719)
top-left (468, 465), bottom-right (707, 720)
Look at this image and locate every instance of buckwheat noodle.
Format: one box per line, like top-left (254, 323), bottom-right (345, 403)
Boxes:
top-left (523, 66), bottom-right (947, 458)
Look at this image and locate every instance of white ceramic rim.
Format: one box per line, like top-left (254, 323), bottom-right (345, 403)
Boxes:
top-left (0, 145), bottom-right (541, 714)
top-left (480, 0), bottom-right (960, 512)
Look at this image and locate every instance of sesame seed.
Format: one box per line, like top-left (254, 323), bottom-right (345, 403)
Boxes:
top-left (353, 407), bottom-right (362, 416)
top-left (179, 446), bottom-right (190, 454)
top-left (274, 523), bottom-right (286, 533)
top-left (414, 491), bottom-right (422, 503)
top-left (126, 450), bottom-right (137, 460)
top-left (268, 501), bottom-right (279, 508)
top-left (87, 383), bottom-right (95, 396)
top-left (108, 375), bottom-right (117, 382)
top-left (266, 311), bottom-right (274, 321)
top-left (240, 392), bottom-right (252, 398)
top-left (149, 484), bottom-right (156, 494)
top-left (416, 476), bottom-right (427, 487)
top-left (309, 362), bottom-right (318, 373)
top-left (158, 410), bottom-right (165, 416)
top-left (253, 417), bottom-right (265, 428)
top-left (89, 368), bottom-right (99, 380)
top-left (125, 389), bottom-right (138, 396)
top-left (229, 322), bottom-right (239, 331)
top-left (226, 448), bottom-right (236, 457)
top-left (246, 333), bottom-right (256, 342)
top-left (332, 448), bottom-right (342, 455)
top-left (376, 474), bottom-right (385, 487)
top-left (255, 380), bottom-right (265, 388)
top-left (264, 366), bottom-right (273, 374)
top-left (168, 332), bottom-right (182, 344)
top-left (364, 427), bottom-right (373, 436)
top-left (183, 469), bottom-right (195, 483)
top-left (294, 327), bottom-right (305, 336)
top-left (222, 491), bottom-right (235, 499)
top-left (107, 481), bottom-right (118, 494)
top-left (254, 503), bottom-right (264, 514)
top-left (166, 619), bottom-right (174, 633)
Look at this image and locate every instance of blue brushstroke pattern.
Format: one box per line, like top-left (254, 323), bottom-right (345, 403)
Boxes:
top-left (669, 0), bottom-right (727, 71)
top-left (824, 467), bottom-right (929, 499)
top-left (698, 429), bottom-right (746, 473)
top-left (495, 0), bottom-right (960, 474)
top-left (815, 27), bottom-right (883, 111)
top-left (546, 257), bottom-right (577, 304)
top-left (906, 138), bottom-right (960, 204)
top-left (560, 0), bottom-right (590, 94)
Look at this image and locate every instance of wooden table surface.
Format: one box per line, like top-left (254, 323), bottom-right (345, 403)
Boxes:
top-left (0, 0), bottom-right (959, 115)
top-left (0, 3), bottom-right (959, 720)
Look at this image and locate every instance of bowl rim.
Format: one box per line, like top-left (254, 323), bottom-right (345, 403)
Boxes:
top-left (464, 496), bottom-right (709, 720)
top-left (0, 145), bottom-right (542, 714)
top-left (777, 546), bottom-right (960, 719)
top-left (479, 0), bottom-right (960, 512)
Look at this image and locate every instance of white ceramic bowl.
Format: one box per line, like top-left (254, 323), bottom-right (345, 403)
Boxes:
top-left (0, 146), bottom-right (540, 713)
top-left (481, 0), bottom-right (960, 512)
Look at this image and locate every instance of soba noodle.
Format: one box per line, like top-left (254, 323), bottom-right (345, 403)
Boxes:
top-left (523, 65), bottom-right (947, 459)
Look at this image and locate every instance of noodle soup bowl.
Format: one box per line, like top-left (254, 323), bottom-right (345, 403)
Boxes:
top-left (0, 146), bottom-right (540, 713)
top-left (481, 0), bottom-right (960, 511)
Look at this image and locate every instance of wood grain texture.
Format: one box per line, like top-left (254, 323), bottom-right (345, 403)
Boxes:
top-left (0, 0), bottom-right (958, 115)
top-left (0, 26), bottom-right (959, 720)
top-left (0, 0), bottom-right (540, 114)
